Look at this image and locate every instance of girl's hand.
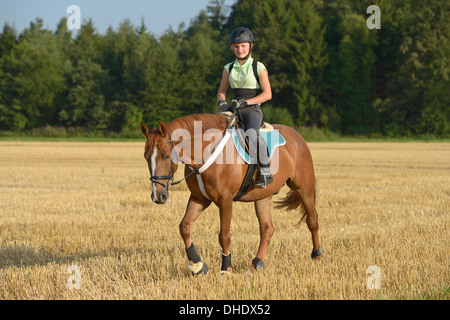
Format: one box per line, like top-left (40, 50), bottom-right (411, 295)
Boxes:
top-left (219, 99), bottom-right (230, 112)
top-left (230, 99), bottom-right (247, 112)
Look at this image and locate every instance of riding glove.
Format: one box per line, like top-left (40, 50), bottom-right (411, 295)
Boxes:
top-left (219, 99), bottom-right (230, 112)
top-left (230, 99), bottom-right (248, 112)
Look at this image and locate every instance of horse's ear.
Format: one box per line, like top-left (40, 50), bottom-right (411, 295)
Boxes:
top-left (141, 121), bottom-right (150, 137)
top-left (158, 120), bottom-right (168, 138)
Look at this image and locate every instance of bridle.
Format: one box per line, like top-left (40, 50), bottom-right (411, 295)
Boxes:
top-left (149, 134), bottom-right (177, 190)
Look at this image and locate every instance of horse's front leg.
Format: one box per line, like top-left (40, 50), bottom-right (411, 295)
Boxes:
top-left (179, 194), bottom-right (211, 275)
top-left (218, 197), bottom-right (233, 273)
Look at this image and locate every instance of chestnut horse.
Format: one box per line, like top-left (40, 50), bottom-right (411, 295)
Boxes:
top-left (140, 113), bottom-right (321, 275)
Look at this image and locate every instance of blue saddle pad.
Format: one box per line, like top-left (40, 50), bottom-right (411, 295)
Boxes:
top-left (232, 124), bottom-right (286, 164)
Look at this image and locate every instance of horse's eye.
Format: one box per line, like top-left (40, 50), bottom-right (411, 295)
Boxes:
top-left (163, 155), bottom-right (170, 160)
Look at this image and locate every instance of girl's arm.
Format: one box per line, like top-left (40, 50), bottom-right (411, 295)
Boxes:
top-left (217, 69), bottom-right (229, 102)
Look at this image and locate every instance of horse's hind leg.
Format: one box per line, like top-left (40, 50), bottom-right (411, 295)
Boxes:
top-left (179, 194), bottom-right (211, 275)
top-left (287, 178), bottom-right (321, 260)
top-left (251, 195), bottom-right (274, 271)
top-left (304, 196), bottom-right (321, 260)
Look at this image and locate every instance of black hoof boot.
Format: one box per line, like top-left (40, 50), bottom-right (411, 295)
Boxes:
top-left (252, 257), bottom-right (264, 269)
top-left (220, 253), bottom-right (232, 273)
top-left (247, 257), bottom-right (264, 274)
top-left (186, 242), bottom-right (208, 275)
top-left (311, 247), bottom-right (322, 259)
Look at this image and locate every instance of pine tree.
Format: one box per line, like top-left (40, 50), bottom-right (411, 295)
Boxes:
top-left (140, 27), bottom-right (184, 128)
top-left (58, 19), bottom-right (108, 129)
top-left (180, 10), bottom-right (223, 115)
top-left (207, 0), bottom-right (230, 30)
top-left (284, 0), bottom-right (329, 127)
top-left (62, 58), bottom-right (107, 129)
top-left (227, 0), bottom-right (328, 126)
top-left (0, 0), bottom-right (447, 137)
top-left (328, 12), bottom-right (378, 134)
top-left (0, 23), bottom-right (17, 57)
top-left (0, 18), bottom-right (66, 129)
top-left (373, 0), bottom-right (449, 136)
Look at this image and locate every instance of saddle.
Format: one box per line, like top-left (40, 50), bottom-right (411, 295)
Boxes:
top-left (221, 111), bottom-right (286, 164)
top-left (221, 111), bottom-right (286, 200)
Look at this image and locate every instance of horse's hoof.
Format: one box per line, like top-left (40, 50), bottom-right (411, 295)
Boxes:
top-left (187, 260), bottom-right (208, 275)
top-left (311, 247), bottom-right (322, 260)
top-left (220, 267), bottom-right (232, 275)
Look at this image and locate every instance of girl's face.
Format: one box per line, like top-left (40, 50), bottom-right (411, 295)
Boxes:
top-left (232, 42), bottom-right (251, 59)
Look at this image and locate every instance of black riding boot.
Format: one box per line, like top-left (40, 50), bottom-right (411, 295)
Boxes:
top-left (254, 136), bottom-right (273, 188)
top-left (255, 165), bottom-right (273, 188)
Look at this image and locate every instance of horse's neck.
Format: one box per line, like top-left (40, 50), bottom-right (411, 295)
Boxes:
top-left (168, 119), bottom-right (227, 168)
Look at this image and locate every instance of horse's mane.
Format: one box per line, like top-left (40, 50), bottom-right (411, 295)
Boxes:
top-left (165, 113), bottom-right (228, 134)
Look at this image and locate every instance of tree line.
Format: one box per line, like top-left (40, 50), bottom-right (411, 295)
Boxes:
top-left (0, 0), bottom-right (448, 137)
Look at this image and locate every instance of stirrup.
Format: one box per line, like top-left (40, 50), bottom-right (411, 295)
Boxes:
top-left (254, 173), bottom-right (273, 188)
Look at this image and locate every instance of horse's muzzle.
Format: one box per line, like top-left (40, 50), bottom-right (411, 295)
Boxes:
top-left (151, 188), bottom-right (169, 204)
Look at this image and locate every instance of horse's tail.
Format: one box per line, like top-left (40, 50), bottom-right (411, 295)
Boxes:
top-left (274, 178), bottom-right (318, 224)
top-left (274, 189), bottom-right (303, 211)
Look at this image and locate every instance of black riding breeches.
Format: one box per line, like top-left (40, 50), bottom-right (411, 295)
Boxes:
top-left (237, 105), bottom-right (270, 167)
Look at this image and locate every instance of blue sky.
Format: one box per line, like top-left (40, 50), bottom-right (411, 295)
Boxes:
top-left (0, 0), bottom-right (235, 37)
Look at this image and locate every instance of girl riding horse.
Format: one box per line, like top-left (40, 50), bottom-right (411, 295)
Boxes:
top-left (217, 27), bottom-right (273, 188)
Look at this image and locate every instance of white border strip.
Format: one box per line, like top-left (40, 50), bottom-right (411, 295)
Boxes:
top-left (198, 130), bottom-right (232, 174)
top-left (186, 130), bottom-right (232, 200)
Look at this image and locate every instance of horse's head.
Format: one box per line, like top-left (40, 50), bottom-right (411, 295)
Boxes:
top-left (141, 121), bottom-right (178, 204)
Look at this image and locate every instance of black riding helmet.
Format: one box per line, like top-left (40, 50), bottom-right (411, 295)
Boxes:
top-left (229, 27), bottom-right (254, 45)
top-left (229, 27), bottom-right (254, 60)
